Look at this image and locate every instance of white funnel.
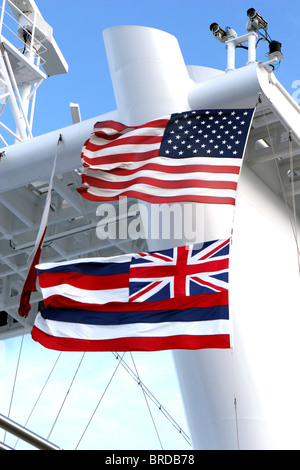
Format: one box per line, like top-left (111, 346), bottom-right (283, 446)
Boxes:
top-left (103, 25), bottom-right (193, 125)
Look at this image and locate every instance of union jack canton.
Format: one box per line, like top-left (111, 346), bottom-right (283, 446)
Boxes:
top-left (129, 238), bottom-right (230, 302)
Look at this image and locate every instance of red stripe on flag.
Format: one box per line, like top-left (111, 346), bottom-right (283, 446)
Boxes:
top-left (81, 174), bottom-right (238, 191)
top-left (31, 326), bottom-right (231, 352)
top-left (130, 259), bottom-right (228, 280)
top-left (105, 163), bottom-right (241, 176)
top-left (18, 227), bottom-right (47, 318)
top-left (43, 290), bottom-right (228, 311)
top-left (81, 149), bottom-right (161, 166)
top-left (76, 188), bottom-right (237, 205)
top-left (38, 272), bottom-right (129, 290)
top-left (85, 134), bottom-right (163, 152)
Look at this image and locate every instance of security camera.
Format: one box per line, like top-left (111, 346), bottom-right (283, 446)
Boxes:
top-left (210, 23), bottom-right (226, 42)
top-left (210, 23), bottom-right (237, 43)
top-left (246, 8), bottom-right (268, 32)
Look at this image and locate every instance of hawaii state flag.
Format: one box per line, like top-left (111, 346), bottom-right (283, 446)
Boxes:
top-left (32, 238), bottom-right (231, 352)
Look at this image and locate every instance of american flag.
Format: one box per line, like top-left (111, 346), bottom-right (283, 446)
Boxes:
top-left (78, 108), bottom-right (254, 205)
top-left (31, 239), bottom-right (231, 352)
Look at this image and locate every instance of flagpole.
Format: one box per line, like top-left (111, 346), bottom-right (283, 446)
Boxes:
top-left (18, 135), bottom-right (62, 318)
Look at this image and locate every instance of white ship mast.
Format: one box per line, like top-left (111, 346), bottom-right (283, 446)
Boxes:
top-left (0, 3), bottom-right (299, 450)
top-left (0, 0), bottom-right (67, 144)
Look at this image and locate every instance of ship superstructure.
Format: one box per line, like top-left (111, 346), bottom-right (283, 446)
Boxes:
top-left (0, 2), bottom-right (299, 450)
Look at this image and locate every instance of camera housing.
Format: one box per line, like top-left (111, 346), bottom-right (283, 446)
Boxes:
top-left (246, 8), bottom-right (268, 32)
top-left (210, 23), bottom-right (237, 43)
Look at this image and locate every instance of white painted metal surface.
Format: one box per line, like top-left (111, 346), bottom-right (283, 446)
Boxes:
top-left (0, 109), bottom-right (119, 192)
top-left (0, 21), bottom-right (299, 450)
top-left (102, 25), bottom-right (300, 450)
top-left (7, 0), bottom-right (68, 76)
top-left (0, 0), bottom-right (68, 144)
top-left (103, 25), bottom-right (193, 125)
top-left (174, 165), bottom-right (300, 449)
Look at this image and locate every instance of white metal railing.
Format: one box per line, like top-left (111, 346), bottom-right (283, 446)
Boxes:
top-left (0, 0), bottom-right (47, 67)
top-left (0, 413), bottom-right (61, 450)
top-left (0, 0), bottom-right (49, 144)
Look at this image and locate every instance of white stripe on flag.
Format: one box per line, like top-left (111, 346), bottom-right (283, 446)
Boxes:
top-left (81, 185), bottom-right (238, 199)
top-left (36, 253), bottom-right (134, 271)
top-left (41, 285), bottom-right (129, 305)
top-left (34, 313), bottom-right (230, 341)
top-left (85, 168), bottom-right (240, 183)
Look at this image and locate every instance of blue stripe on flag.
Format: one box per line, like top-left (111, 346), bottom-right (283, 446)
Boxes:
top-left (37, 261), bottom-right (131, 277)
top-left (41, 304), bottom-right (229, 326)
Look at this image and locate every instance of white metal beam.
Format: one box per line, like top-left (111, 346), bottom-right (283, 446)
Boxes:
top-left (0, 109), bottom-right (119, 192)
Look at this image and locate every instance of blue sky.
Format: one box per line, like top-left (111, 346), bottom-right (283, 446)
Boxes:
top-left (33, 0), bottom-right (300, 136)
top-left (1, 0), bottom-right (300, 451)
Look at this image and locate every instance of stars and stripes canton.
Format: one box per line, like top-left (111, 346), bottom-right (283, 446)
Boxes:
top-left (78, 108), bottom-right (254, 205)
top-left (31, 239), bottom-right (231, 352)
top-left (160, 109), bottom-right (252, 159)
top-left (129, 239), bottom-right (229, 302)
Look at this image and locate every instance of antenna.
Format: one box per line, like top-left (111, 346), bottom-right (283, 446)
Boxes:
top-left (0, 0), bottom-right (68, 144)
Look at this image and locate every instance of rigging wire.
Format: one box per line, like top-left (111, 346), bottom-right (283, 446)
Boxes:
top-left (13, 351), bottom-right (62, 449)
top-left (60, 136), bottom-right (191, 447)
top-left (233, 397), bottom-right (240, 450)
top-left (47, 352), bottom-right (86, 442)
top-left (3, 332), bottom-right (25, 444)
top-left (229, 346), bottom-right (240, 451)
top-left (258, 97), bottom-right (300, 273)
top-left (229, 94), bottom-right (300, 452)
top-left (112, 352), bottom-right (191, 446)
top-left (129, 352), bottom-right (164, 450)
top-left (3, 137), bottom-right (191, 450)
top-left (288, 132), bottom-right (300, 274)
top-left (75, 352), bottom-right (125, 450)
